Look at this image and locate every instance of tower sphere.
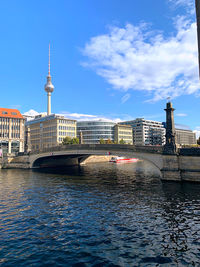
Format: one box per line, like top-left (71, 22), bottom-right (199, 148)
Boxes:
top-left (45, 76), bottom-right (54, 93)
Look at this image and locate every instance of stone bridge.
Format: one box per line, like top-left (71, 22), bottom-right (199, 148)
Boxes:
top-left (7, 144), bottom-right (200, 183)
top-left (29, 144), bottom-right (163, 169)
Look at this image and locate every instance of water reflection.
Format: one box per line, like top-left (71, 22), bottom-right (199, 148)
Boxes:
top-left (0, 162), bottom-right (200, 266)
top-left (160, 182), bottom-right (200, 266)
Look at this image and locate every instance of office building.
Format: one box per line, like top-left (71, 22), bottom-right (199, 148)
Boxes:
top-left (121, 118), bottom-right (165, 146)
top-left (77, 120), bottom-right (116, 144)
top-left (174, 124), bottom-right (196, 145)
top-left (175, 128), bottom-right (196, 145)
top-left (26, 114), bottom-right (76, 151)
top-left (77, 120), bottom-right (115, 144)
top-left (162, 123), bottom-right (197, 146)
top-left (77, 120), bottom-right (133, 144)
top-left (0, 108), bottom-right (25, 154)
top-left (114, 124), bottom-right (133, 144)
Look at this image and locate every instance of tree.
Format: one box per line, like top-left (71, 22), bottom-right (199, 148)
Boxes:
top-left (62, 137), bottom-right (72, 145)
top-left (71, 137), bottom-right (79, 144)
top-left (62, 137), bottom-right (79, 145)
top-left (99, 138), bottom-right (105, 144)
top-left (119, 139), bottom-right (126, 144)
top-left (106, 139), bottom-right (113, 144)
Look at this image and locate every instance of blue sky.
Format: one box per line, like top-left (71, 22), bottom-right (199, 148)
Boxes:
top-left (0, 0), bottom-right (199, 132)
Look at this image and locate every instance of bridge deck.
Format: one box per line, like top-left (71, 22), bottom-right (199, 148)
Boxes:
top-left (30, 144), bottom-right (163, 155)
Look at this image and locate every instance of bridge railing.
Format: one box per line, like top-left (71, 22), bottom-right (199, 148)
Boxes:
top-left (179, 147), bottom-right (200, 156)
top-left (29, 144), bottom-right (163, 155)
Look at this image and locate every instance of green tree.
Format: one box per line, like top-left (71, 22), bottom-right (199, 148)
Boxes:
top-left (62, 137), bottom-right (79, 145)
top-left (62, 136), bottom-right (72, 145)
top-left (71, 137), bottom-right (79, 144)
top-left (99, 138), bottom-right (105, 144)
top-left (119, 139), bottom-right (126, 144)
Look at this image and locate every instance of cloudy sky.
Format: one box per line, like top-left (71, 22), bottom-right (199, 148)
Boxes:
top-left (0, 0), bottom-right (199, 132)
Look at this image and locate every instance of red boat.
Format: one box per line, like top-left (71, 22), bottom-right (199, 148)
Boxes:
top-left (109, 156), bottom-right (139, 163)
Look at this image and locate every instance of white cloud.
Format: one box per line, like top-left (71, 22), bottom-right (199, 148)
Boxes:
top-left (121, 93), bottom-right (131, 104)
top-left (24, 109), bottom-right (125, 123)
top-left (168, 0), bottom-right (195, 14)
top-left (58, 111), bottom-right (121, 122)
top-left (60, 112), bottom-right (97, 119)
top-left (23, 109), bottom-right (39, 117)
top-left (23, 109), bottom-right (46, 121)
top-left (176, 113), bottom-right (187, 116)
top-left (82, 18), bottom-right (199, 101)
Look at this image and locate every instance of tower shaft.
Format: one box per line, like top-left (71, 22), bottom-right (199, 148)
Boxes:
top-left (47, 92), bottom-right (51, 115)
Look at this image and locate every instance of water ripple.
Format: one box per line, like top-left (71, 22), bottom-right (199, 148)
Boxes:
top-left (0, 162), bottom-right (200, 266)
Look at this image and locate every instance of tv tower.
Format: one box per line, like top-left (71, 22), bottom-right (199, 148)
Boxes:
top-left (44, 44), bottom-right (54, 115)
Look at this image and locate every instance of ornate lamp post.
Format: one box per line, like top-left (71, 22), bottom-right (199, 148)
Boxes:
top-left (163, 101), bottom-right (177, 155)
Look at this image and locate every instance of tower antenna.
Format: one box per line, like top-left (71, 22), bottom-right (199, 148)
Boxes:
top-left (48, 43), bottom-right (51, 76)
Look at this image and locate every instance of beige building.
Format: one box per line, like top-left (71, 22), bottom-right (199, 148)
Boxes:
top-left (114, 124), bottom-right (133, 144)
top-left (26, 114), bottom-right (76, 151)
top-left (0, 108), bottom-right (25, 154)
top-left (175, 129), bottom-right (196, 145)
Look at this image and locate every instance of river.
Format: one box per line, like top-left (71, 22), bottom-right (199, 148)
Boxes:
top-left (0, 160), bottom-right (200, 266)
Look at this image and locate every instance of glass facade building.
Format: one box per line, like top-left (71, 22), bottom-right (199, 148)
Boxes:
top-left (77, 120), bottom-right (115, 144)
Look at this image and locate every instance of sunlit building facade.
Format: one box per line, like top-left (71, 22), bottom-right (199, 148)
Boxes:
top-left (0, 108), bottom-right (25, 154)
top-left (175, 129), bottom-right (196, 145)
top-left (162, 123), bottom-right (197, 146)
top-left (121, 118), bottom-right (165, 146)
top-left (114, 124), bottom-right (133, 144)
top-left (26, 114), bottom-right (76, 151)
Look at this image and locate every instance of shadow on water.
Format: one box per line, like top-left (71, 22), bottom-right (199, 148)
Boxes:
top-left (32, 160), bottom-right (162, 181)
top-left (31, 161), bottom-right (163, 196)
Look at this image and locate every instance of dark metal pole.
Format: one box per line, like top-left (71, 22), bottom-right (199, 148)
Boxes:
top-left (196, 0), bottom-right (200, 76)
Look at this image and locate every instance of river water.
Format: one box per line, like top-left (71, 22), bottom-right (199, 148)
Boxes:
top-left (0, 161), bottom-right (200, 266)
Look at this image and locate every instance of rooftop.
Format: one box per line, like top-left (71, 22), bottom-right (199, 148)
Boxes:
top-left (26, 113), bottom-right (76, 125)
top-left (0, 108), bottom-right (24, 119)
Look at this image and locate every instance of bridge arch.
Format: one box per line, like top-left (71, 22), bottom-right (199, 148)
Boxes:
top-left (29, 145), bottom-right (164, 175)
top-left (31, 153), bottom-right (91, 168)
